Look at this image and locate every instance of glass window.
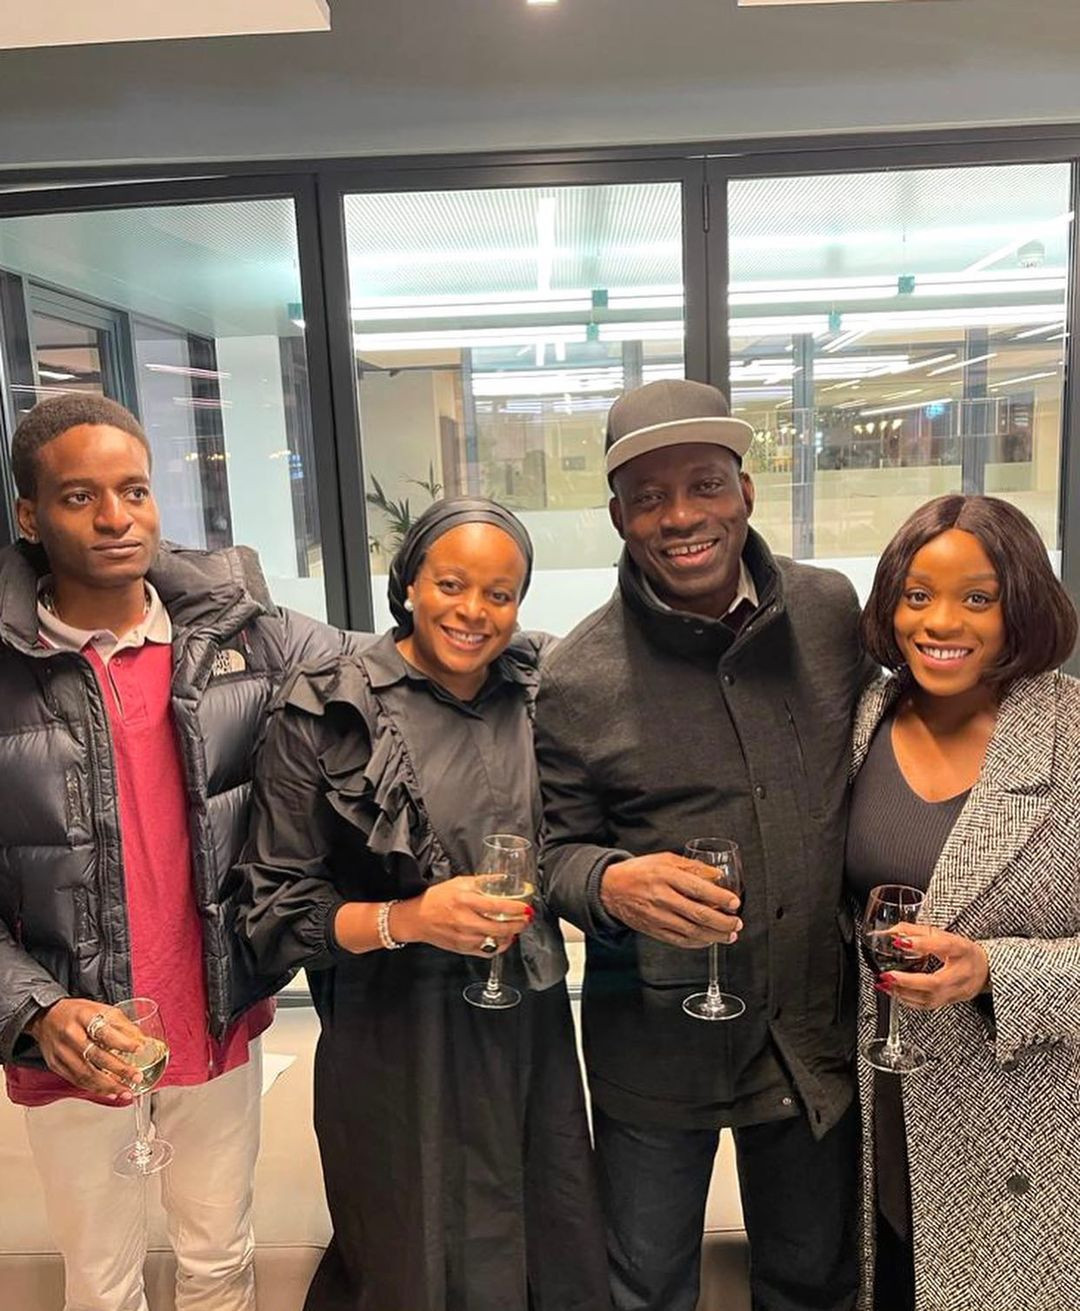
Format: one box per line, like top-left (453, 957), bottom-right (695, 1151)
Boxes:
top-left (727, 163), bottom-right (1070, 595)
top-left (344, 182), bottom-right (686, 635)
top-left (0, 199), bottom-right (328, 619)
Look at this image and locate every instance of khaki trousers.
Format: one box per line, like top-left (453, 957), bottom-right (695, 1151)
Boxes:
top-left (24, 1040), bottom-right (262, 1311)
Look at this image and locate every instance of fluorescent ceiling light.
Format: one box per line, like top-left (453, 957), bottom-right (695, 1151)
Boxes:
top-left (144, 362), bottom-right (231, 380)
top-left (37, 369), bottom-right (77, 381)
top-left (989, 371), bottom-right (1057, 389)
top-left (927, 352), bottom-right (997, 376)
top-left (351, 290), bottom-right (683, 322)
top-left (866, 353), bottom-right (956, 378)
top-left (860, 398), bottom-right (953, 418)
top-left (730, 273), bottom-right (1066, 309)
top-left (964, 212), bottom-right (1073, 274)
top-left (1012, 321), bottom-right (1065, 340)
top-left (0, 0), bottom-right (330, 48)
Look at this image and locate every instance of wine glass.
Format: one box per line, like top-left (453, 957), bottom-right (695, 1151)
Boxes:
top-left (463, 834), bottom-right (535, 1011)
top-left (861, 885), bottom-right (930, 1074)
top-left (111, 997), bottom-right (173, 1177)
top-left (682, 838), bottom-right (745, 1022)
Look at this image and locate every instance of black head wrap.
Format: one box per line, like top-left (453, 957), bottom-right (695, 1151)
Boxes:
top-left (387, 496), bottom-right (534, 634)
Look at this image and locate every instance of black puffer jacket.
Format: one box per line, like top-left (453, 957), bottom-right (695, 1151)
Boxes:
top-left (0, 539), bottom-right (352, 1066)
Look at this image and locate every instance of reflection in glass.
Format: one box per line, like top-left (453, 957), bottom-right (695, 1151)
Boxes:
top-left (728, 162), bottom-right (1070, 588)
top-left (345, 183), bottom-right (687, 635)
top-left (0, 200), bottom-right (327, 619)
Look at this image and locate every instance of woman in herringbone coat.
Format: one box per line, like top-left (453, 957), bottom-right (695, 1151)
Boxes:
top-left (845, 494), bottom-right (1079, 1311)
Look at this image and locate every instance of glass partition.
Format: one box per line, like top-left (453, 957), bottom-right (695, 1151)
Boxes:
top-left (0, 199), bottom-right (328, 619)
top-left (727, 162), bottom-right (1070, 596)
top-left (344, 182), bottom-right (686, 635)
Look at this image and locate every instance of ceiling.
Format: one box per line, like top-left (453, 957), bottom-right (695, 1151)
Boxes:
top-left (0, 1), bottom-right (1079, 168)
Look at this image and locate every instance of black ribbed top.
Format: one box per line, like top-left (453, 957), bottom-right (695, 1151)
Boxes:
top-left (846, 715), bottom-right (969, 906)
top-left (845, 712), bottom-right (970, 1244)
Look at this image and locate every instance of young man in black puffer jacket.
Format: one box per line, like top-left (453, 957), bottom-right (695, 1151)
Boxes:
top-left (0, 393), bottom-right (352, 1311)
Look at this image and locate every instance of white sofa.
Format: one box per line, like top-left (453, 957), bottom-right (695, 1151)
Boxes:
top-left (0, 959), bottom-right (750, 1311)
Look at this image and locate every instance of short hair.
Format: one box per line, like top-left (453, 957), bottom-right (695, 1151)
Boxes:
top-left (11, 393), bottom-right (151, 498)
top-left (861, 494), bottom-right (1077, 687)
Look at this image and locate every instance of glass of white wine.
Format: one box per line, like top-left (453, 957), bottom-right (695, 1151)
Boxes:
top-left (111, 996), bottom-right (172, 1178)
top-left (463, 834), bottom-right (535, 1011)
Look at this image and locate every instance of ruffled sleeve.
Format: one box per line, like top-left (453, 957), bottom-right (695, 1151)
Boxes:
top-left (313, 657), bottom-right (454, 889)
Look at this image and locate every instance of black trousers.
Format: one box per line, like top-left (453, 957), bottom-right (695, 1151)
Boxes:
top-left (593, 1102), bottom-right (859, 1311)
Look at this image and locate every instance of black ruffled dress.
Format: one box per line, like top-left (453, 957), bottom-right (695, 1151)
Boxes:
top-left (236, 632), bottom-right (610, 1311)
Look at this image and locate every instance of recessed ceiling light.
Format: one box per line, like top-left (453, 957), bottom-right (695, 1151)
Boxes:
top-left (527, 0), bottom-right (559, 6)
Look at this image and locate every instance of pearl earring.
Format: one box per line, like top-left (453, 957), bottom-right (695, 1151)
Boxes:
top-left (404, 597), bottom-right (414, 613)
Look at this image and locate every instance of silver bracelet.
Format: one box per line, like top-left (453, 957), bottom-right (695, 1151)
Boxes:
top-left (377, 899), bottom-right (405, 951)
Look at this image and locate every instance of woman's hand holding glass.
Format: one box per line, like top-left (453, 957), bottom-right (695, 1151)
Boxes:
top-left (861, 885), bottom-right (930, 1074)
top-left (879, 922), bottom-right (989, 1008)
top-left (391, 874), bottom-right (531, 957)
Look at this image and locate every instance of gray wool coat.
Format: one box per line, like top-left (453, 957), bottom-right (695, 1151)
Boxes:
top-left (851, 670), bottom-right (1080, 1311)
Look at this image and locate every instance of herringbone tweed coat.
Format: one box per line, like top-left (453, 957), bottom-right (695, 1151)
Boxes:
top-left (851, 670), bottom-right (1080, 1311)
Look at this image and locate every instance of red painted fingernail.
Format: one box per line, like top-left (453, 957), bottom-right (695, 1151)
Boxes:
top-left (875, 977), bottom-right (894, 993)
top-left (524, 906), bottom-right (535, 922)
top-left (893, 935), bottom-right (913, 948)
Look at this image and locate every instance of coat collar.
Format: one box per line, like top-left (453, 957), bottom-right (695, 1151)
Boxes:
top-left (617, 526), bottom-right (783, 660)
top-left (0, 539), bottom-right (273, 657)
top-left (853, 670), bottom-right (1060, 927)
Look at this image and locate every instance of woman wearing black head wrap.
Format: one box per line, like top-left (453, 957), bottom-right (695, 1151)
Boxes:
top-left (236, 498), bottom-right (610, 1311)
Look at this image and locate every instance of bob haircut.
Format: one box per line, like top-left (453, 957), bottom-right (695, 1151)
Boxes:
top-left (861, 493), bottom-right (1077, 687)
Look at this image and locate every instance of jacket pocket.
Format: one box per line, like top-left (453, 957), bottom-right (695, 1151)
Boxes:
top-left (72, 886), bottom-right (97, 964)
top-left (834, 906), bottom-right (856, 1030)
top-left (784, 700), bottom-right (824, 819)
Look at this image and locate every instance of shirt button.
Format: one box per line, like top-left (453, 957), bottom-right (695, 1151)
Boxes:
top-left (781, 1095), bottom-right (794, 1108)
top-left (754, 784), bottom-right (766, 800)
top-left (1006, 1173), bottom-right (1030, 1196)
top-left (722, 673), bottom-right (735, 686)
top-left (693, 627), bottom-right (704, 636)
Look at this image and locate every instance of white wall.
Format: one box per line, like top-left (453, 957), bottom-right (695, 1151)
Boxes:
top-left (0, 1), bottom-right (1079, 170)
top-left (216, 334), bottom-right (327, 620)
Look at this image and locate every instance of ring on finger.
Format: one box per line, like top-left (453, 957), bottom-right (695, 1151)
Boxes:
top-left (480, 935), bottom-right (498, 956)
top-left (81, 1041), bottom-right (98, 1068)
top-left (85, 1013), bottom-right (108, 1044)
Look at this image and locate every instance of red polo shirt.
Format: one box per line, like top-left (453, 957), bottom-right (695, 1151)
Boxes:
top-left (6, 585), bottom-right (271, 1108)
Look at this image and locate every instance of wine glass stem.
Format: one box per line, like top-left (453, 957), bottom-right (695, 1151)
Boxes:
top-left (485, 953), bottom-right (503, 998)
top-left (884, 991), bottom-right (902, 1057)
top-left (132, 1094), bottom-right (152, 1168)
top-left (706, 943), bottom-right (721, 1002)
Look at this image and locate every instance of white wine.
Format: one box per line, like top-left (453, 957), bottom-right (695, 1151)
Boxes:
top-left (476, 875), bottom-right (535, 921)
top-left (112, 1038), bottom-right (170, 1093)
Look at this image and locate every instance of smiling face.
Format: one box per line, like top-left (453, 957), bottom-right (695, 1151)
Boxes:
top-left (893, 528), bottom-right (1006, 698)
top-left (397, 522), bottom-right (527, 700)
top-left (15, 423), bottom-right (160, 594)
top-left (610, 442), bottom-right (754, 618)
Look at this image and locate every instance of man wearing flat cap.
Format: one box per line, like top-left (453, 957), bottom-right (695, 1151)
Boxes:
top-left (536, 379), bottom-right (873, 1311)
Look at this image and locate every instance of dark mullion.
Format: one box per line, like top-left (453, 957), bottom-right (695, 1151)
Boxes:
top-left (313, 174), bottom-right (375, 633)
top-left (1060, 162), bottom-right (1080, 676)
top-left (703, 161), bottom-right (730, 395)
top-left (295, 175), bottom-right (356, 632)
